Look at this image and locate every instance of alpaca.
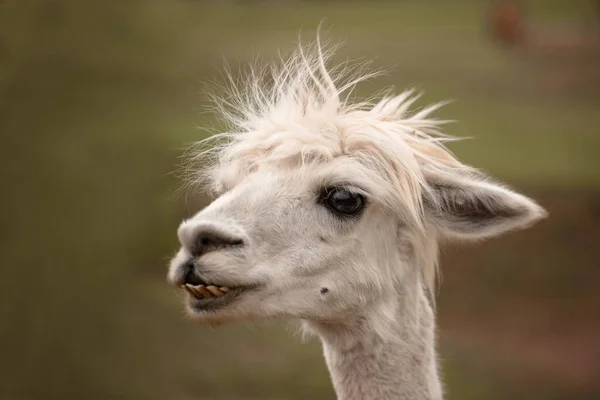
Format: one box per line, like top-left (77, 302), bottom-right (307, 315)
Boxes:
top-left (167, 38), bottom-right (547, 400)
top-left (488, 0), bottom-right (526, 46)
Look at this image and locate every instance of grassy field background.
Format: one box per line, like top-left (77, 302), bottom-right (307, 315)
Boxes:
top-left (1, 0), bottom-right (599, 399)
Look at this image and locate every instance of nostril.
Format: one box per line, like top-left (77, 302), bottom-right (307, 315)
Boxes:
top-left (200, 237), bottom-right (215, 247)
top-left (192, 231), bottom-right (244, 257)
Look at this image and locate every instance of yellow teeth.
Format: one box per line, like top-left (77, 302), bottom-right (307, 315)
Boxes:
top-left (206, 286), bottom-right (223, 297)
top-left (181, 284), bottom-right (230, 298)
top-left (183, 284), bottom-right (197, 296)
top-left (197, 286), bottom-right (212, 297)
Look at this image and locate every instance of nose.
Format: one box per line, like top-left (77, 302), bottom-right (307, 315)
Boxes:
top-left (186, 226), bottom-right (245, 257)
top-left (194, 230), bottom-right (244, 256)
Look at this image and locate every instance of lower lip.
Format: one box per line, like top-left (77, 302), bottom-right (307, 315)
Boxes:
top-left (186, 287), bottom-right (248, 311)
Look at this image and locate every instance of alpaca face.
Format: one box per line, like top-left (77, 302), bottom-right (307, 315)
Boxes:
top-left (167, 40), bottom-right (546, 325)
top-left (168, 163), bottom-right (410, 324)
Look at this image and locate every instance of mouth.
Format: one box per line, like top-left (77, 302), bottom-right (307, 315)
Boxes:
top-left (182, 283), bottom-right (231, 298)
top-left (180, 279), bottom-right (258, 312)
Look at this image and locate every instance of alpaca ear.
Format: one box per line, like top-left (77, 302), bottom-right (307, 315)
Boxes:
top-left (423, 173), bottom-right (547, 241)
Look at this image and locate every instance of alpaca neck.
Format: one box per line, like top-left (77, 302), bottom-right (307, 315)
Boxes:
top-left (307, 283), bottom-right (442, 400)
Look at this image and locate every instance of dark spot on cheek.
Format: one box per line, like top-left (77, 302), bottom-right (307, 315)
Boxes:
top-left (320, 287), bottom-right (329, 294)
top-left (319, 236), bottom-right (327, 243)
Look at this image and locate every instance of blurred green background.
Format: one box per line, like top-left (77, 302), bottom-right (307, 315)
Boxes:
top-left (1, 0), bottom-right (599, 399)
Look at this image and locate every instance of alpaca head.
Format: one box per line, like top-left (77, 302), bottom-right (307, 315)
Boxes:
top-left (167, 41), bottom-right (546, 325)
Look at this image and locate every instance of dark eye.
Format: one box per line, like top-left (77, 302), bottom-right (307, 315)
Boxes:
top-left (325, 188), bottom-right (365, 215)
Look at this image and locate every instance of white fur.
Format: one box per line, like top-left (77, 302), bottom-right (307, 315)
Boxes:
top-left (169, 37), bottom-right (547, 400)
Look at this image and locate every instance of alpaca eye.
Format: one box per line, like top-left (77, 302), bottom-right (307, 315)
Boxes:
top-left (325, 188), bottom-right (365, 215)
